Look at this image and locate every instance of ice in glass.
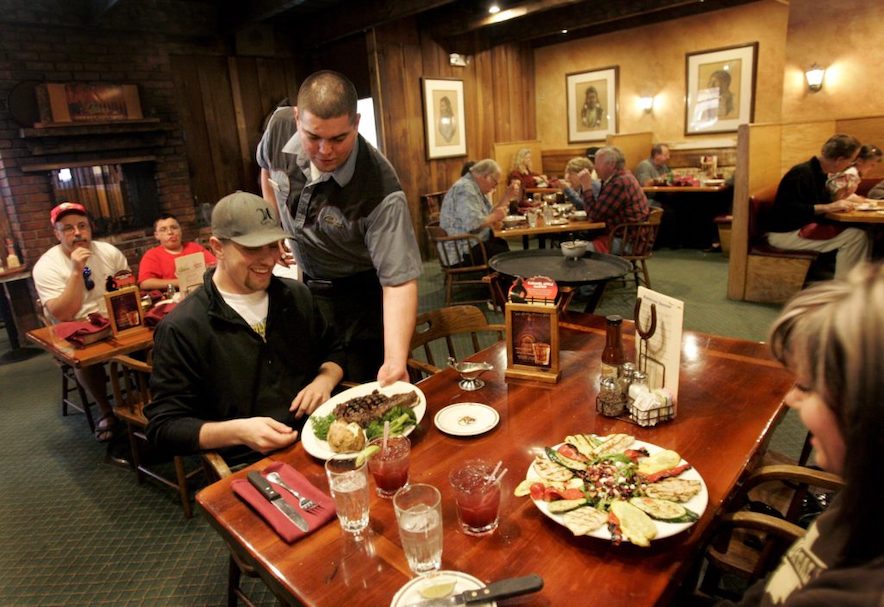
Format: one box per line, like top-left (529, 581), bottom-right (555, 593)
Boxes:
top-left (325, 454), bottom-right (370, 534)
top-left (449, 459), bottom-right (502, 536)
top-left (393, 484), bottom-right (443, 575)
top-left (368, 435), bottom-right (410, 498)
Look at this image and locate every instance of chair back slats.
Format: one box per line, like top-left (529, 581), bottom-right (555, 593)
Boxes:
top-left (425, 222), bottom-right (496, 306)
top-left (608, 208), bottom-right (663, 288)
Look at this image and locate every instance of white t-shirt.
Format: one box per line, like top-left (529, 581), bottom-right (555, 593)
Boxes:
top-left (33, 241), bottom-right (129, 321)
top-left (214, 284), bottom-right (270, 339)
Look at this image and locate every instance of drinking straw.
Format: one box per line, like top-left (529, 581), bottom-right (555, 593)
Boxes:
top-left (488, 460), bottom-right (503, 483)
top-left (495, 468), bottom-right (509, 484)
top-left (382, 420), bottom-right (391, 452)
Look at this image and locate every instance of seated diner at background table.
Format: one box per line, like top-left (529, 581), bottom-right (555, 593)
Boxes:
top-left (508, 147), bottom-right (549, 192)
top-left (582, 145), bottom-right (650, 253)
top-left (145, 192), bottom-right (345, 458)
top-left (718, 262), bottom-right (884, 607)
top-left (635, 143), bottom-right (672, 210)
top-left (33, 201), bottom-right (129, 442)
top-left (558, 155), bottom-right (600, 209)
top-left (137, 213), bottom-right (216, 292)
top-left (766, 134), bottom-right (870, 279)
top-left (439, 158), bottom-right (519, 264)
top-left (826, 143), bottom-right (882, 202)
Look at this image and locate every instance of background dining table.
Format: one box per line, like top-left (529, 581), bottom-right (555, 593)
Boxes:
top-left (26, 324), bottom-right (154, 368)
top-left (494, 217), bottom-right (605, 249)
top-left (196, 312), bottom-right (794, 607)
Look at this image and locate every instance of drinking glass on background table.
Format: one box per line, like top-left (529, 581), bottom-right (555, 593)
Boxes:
top-left (449, 459), bottom-right (502, 536)
top-left (393, 484), bottom-right (443, 575)
top-left (325, 454), bottom-right (370, 534)
top-left (368, 435), bottom-right (410, 497)
top-left (526, 210), bottom-right (538, 228)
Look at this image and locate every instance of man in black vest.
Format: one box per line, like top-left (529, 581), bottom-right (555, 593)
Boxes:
top-left (257, 70), bottom-right (421, 385)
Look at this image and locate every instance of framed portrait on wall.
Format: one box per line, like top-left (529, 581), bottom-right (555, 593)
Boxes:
top-left (566, 66), bottom-right (619, 143)
top-left (685, 42), bottom-right (758, 135)
top-left (421, 78), bottom-right (467, 160)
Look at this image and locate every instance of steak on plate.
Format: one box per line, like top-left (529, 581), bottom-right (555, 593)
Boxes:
top-left (333, 390), bottom-right (419, 426)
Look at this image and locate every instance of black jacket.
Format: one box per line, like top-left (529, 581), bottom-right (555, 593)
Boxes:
top-left (145, 270), bottom-right (346, 455)
top-left (768, 156), bottom-right (829, 233)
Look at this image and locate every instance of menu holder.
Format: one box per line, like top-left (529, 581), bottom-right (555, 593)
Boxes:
top-left (504, 302), bottom-right (561, 384)
top-left (635, 286), bottom-right (683, 406)
top-left (174, 252), bottom-right (206, 296)
top-left (104, 286), bottom-right (144, 337)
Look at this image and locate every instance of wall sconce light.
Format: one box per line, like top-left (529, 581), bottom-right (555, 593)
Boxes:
top-left (638, 96), bottom-right (655, 113)
top-left (805, 63), bottom-right (825, 92)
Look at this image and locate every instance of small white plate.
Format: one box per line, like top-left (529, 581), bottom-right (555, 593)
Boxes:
top-left (546, 218), bottom-right (569, 226)
top-left (390, 571), bottom-right (496, 607)
top-left (301, 381), bottom-right (426, 460)
top-left (434, 403), bottom-right (499, 436)
top-left (855, 202), bottom-right (880, 211)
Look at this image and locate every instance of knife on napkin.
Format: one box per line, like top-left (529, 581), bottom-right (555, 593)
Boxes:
top-left (247, 471), bottom-right (309, 532)
top-left (401, 574), bottom-right (543, 607)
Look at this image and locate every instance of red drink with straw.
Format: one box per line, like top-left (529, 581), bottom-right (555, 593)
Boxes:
top-left (449, 459), bottom-right (503, 535)
top-left (368, 435), bottom-right (410, 497)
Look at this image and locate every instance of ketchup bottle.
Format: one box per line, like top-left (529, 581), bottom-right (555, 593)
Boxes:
top-left (600, 315), bottom-right (625, 379)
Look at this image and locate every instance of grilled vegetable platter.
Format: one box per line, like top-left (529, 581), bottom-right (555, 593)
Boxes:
top-left (302, 381), bottom-right (426, 460)
top-left (517, 433), bottom-right (708, 546)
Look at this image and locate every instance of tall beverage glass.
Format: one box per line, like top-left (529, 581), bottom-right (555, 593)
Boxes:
top-left (368, 435), bottom-right (410, 498)
top-left (325, 454), bottom-right (370, 534)
top-left (393, 484), bottom-right (443, 575)
top-left (449, 459), bottom-right (501, 536)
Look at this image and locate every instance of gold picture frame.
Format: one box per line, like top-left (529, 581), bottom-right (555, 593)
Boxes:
top-left (684, 42), bottom-right (758, 135)
top-left (504, 302), bottom-right (561, 383)
top-left (421, 77), bottom-right (467, 160)
top-left (566, 66), bottom-right (619, 143)
top-left (104, 286), bottom-right (144, 337)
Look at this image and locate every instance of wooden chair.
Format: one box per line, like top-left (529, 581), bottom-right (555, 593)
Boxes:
top-left (690, 463), bottom-right (844, 600)
top-left (408, 304), bottom-right (505, 382)
top-left (419, 191), bottom-right (446, 259)
top-left (608, 207), bottom-right (663, 288)
top-left (36, 298), bottom-right (97, 432)
top-left (425, 222), bottom-right (496, 306)
top-left (109, 352), bottom-right (202, 518)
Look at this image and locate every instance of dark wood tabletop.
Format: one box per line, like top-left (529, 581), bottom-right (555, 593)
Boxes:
top-left (825, 208), bottom-right (884, 224)
top-left (196, 313), bottom-right (793, 607)
top-left (641, 185), bottom-right (730, 194)
top-left (494, 218), bottom-right (605, 239)
top-left (26, 324), bottom-right (154, 368)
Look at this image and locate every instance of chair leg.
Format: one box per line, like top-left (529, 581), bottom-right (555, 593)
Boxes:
top-left (444, 274), bottom-right (454, 306)
top-left (228, 554), bottom-right (242, 607)
top-left (62, 367), bottom-right (97, 432)
top-left (128, 424), bottom-right (145, 484)
top-left (174, 455), bottom-right (193, 519)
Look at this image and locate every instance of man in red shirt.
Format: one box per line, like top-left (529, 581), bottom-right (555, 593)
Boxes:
top-left (137, 213), bottom-right (215, 291)
top-left (587, 146), bottom-right (650, 253)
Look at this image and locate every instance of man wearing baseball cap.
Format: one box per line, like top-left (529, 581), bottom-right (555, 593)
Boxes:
top-left (33, 202), bottom-right (130, 441)
top-left (146, 192), bottom-right (345, 456)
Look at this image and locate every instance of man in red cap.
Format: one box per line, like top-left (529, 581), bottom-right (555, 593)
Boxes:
top-left (34, 202), bottom-right (130, 441)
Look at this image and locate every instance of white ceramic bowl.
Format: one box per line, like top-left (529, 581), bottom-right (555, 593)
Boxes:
top-left (571, 210), bottom-right (587, 220)
top-left (560, 240), bottom-right (588, 259)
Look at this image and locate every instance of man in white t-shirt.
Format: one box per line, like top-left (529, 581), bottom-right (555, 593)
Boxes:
top-left (33, 202), bottom-right (130, 441)
top-left (145, 192), bottom-right (346, 457)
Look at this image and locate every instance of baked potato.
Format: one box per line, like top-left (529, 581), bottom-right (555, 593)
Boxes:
top-left (327, 419), bottom-right (366, 453)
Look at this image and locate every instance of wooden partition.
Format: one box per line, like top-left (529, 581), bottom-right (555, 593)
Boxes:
top-left (606, 132), bottom-right (654, 172)
top-left (727, 116), bottom-right (884, 301)
top-left (492, 139), bottom-right (543, 201)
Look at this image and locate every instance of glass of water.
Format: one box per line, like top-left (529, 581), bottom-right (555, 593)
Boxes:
top-left (393, 484), bottom-right (443, 575)
top-left (325, 454), bottom-right (370, 534)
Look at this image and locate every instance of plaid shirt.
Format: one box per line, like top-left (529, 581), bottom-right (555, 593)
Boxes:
top-left (590, 168), bottom-right (650, 230)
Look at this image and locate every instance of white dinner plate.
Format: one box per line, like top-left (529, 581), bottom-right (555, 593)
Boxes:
top-left (434, 403), bottom-right (500, 436)
top-left (855, 202), bottom-right (880, 211)
top-left (546, 218), bottom-right (569, 226)
top-left (301, 381), bottom-right (426, 460)
top-left (526, 438), bottom-right (708, 544)
top-left (390, 571), bottom-right (496, 607)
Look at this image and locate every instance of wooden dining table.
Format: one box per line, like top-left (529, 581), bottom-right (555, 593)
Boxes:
top-left (825, 207), bottom-right (884, 224)
top-left (494, 218), bottom-right (605, 249)
top-left (196, 312), bottom-right (793, 607)
top-left (26, 324), bottom-right (154, 368)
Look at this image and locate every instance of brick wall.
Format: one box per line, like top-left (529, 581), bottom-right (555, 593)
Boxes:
top-left (0, 1), bottom-right (225, 269)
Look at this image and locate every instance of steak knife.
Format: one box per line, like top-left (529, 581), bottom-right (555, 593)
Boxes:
top-left (247, 471), bottom-right (309, 532)
top-left (401, 574), bottom-right (543, 607)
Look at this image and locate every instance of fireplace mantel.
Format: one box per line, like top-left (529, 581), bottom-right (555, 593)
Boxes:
top-left (19, 118), bottom-right (172, 138)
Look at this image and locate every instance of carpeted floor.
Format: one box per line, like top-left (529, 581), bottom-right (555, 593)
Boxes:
top-left (0, 248), bottom-right (806, 606)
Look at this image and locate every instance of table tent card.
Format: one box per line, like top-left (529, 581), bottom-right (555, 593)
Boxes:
top-left (635, 286), bottom-right (684, 404)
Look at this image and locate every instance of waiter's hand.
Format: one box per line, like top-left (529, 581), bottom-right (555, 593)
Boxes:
top-left (377, 360), bottom-right (409, 387)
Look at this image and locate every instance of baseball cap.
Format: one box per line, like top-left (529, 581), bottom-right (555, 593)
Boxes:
top-left (50, 202), bottom-right (88, 225)
top-left (211, 191), bottom-right (292, 247)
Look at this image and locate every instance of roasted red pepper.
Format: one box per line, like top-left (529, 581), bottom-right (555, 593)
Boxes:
top-left (641, 463), bottom-right (692, 483)
top-left (607, 511), bottom-right (623, 546)
top-left (557, 444), bottom-right (588, 461)
top-left (624, 448), bottom-right (649, 463)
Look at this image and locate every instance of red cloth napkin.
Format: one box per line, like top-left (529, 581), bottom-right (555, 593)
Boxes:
top-left (798, 222), bottom-right (846, 240)
top-left (53, 313), bottom-right (111, 346)
top-left (232, 462), bottom-right (337, 543)
top-left (144, 301), bottom-right (176, 327)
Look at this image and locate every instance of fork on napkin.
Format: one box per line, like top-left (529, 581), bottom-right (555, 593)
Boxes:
top-left (232, 462), bottom-right (336, 542)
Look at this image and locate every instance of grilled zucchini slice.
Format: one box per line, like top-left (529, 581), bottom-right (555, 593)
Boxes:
top-left (563, 506), bottom-right (607, 536)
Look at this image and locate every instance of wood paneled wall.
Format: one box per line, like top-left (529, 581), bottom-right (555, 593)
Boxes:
top-left (371, 17), bottom-right (537, 258)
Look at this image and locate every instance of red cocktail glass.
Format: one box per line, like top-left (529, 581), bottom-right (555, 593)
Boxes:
top-left (368, 435), bottom-right (410, 498)
top-left (449, 459), bottom-right (502, 536)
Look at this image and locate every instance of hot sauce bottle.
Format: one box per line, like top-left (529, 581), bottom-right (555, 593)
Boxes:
top-left (600, 315), bottom-right (625, 379)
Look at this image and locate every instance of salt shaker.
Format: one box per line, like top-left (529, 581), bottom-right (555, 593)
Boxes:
top-left (629, 370), bottom-right (650, 402)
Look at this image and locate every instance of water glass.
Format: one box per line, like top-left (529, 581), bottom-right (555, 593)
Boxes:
top-left (393, 484), bottom-right (443, 575)
top-left (526, 211), bottom-right (537, 228)
top-left (449, 459), bottom-right (502, 536)
top-left (367, 435), bottom-right (410, 498)
top-left (325, 454), bottom-right (370, 534)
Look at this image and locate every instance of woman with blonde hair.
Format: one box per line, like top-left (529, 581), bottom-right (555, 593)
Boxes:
top-left (723, 262), bottom-right (884, 605)
top-left (508, 148), bottom-right (548, 191)
top-left (560, 156), bottom-right (598, 210)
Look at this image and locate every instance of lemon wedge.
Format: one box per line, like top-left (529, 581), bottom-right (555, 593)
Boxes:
top-left (419, 578), bottom-right (456, 599)
top-left (354, 445), bottom-right (380, 467)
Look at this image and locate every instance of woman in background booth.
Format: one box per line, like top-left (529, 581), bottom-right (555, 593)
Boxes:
top-left (721, 262), bottom-right (884, 606)
top-left (508, 148), bottom-right (548, 191)
top-left (827, 144), bottom-right (882, 202)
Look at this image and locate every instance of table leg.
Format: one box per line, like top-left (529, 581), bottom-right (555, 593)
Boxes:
top-left (581, 281), bottom-right (609, 314)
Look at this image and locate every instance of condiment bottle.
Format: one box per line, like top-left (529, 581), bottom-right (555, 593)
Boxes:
top-left (600, 315), bottom-right (625, 379)
top-left (619, 362), bottom-right (636, 399)
top-left (628, 370), bottom-right (650, 402)
top-left (5, 239), bottom-right (21, 269)
top-left (597, 377), bottom-right (626, 417)
top-left (165, 283), bottom-right (176, 301)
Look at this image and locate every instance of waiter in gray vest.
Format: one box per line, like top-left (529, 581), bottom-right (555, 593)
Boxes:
top-left (257, 70), bottom-right (421, 385)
